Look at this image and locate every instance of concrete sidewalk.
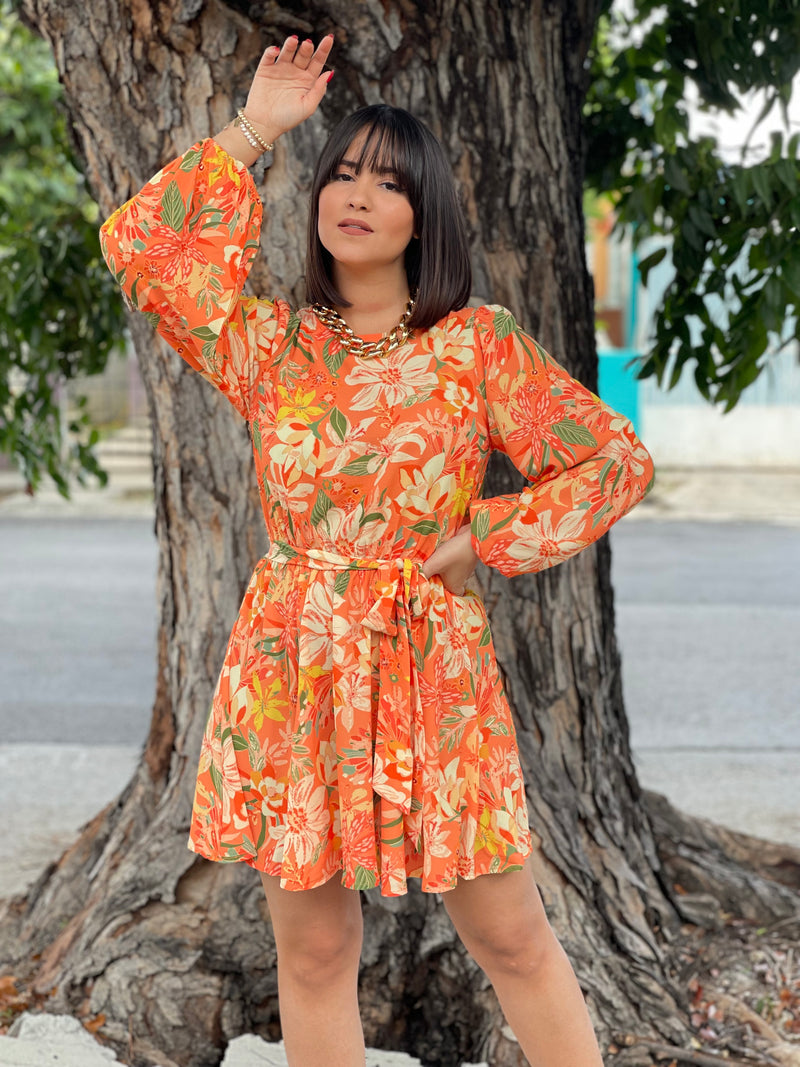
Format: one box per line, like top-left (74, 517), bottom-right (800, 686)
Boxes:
top-left (0, 1013), bottom-right (461, 1067)
top-left (2, 462), bottom-right (800, 525)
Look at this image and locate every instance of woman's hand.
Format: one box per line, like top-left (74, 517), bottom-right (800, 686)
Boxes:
top-left (243, 34), bottom-right (335, 146)
top-left (421, 525), bottom-right (479, 596)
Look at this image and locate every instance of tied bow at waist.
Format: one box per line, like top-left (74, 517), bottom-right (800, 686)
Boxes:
top-left (265, 540), bottom-right (433, 815)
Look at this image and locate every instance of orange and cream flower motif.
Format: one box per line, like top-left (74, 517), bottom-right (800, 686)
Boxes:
top-left (251, 770), bottom-right (288, 815)
top-left (269, 418), bottom-right (328, 482)
top-left (505, 508), bottom-right (587, 570)
top-left (423, 816), bottom-right (454, 867)
top-left (321, 501), bottom-right (387, 549)
top-left (436, 606), bottom-right (473, 677)
top-left (331, 647), bottom-right (372, 731)
top-left (298, 580), bottom-right (336, 665)
top-left (324, 416), bottom-right (377, 470)
top-left (217, 738), bottom-right (250, 832)
top-left (435, 755), bottom-right (468, 819)
top-left (395, 454), bottom-right (451, 520)
top-left (144, 221), bottom-right (218, 283)
top-left (372, 741), bottom-right (413, 807)
top-left (345, 349), bottom-right (439, 409)
top-left (367, 425), bottom-right (428, 468)
top-left (342, 808), bottom-right (379, 869)
top-left (601, 430), bottom-right (653, 482)
top-left (283, 776), bottom-right (330, 865)
top-left (265, 462), bottom-right (316, 515)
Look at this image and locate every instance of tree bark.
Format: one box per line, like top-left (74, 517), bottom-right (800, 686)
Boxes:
top-left (2, 2), bottom-right (798, 1066)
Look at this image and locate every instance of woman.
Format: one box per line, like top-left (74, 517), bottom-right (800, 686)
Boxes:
top-left (101, 32), bottom-right (653, 1067)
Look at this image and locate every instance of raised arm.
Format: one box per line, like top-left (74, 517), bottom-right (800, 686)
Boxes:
top-left (213, 33), bottom-right (334, 166)
top-left (99, 34), bottom-right (334, 419)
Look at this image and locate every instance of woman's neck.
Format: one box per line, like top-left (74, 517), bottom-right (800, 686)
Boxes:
top-left (332, 265), bottom-right (410, 336)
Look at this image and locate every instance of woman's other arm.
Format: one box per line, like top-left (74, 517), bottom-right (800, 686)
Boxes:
top-left (469, 305), bottom-right (655, 578)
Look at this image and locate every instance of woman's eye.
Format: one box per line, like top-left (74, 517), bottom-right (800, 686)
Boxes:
top-left (333, 172), bottom-right (354, 181)
top-left (381, 181), bottom-right (401, 192)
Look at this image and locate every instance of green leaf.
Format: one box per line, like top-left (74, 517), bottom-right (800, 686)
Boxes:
top-left (782, 249), bottom-right (800, 299)
top-left (492, 307), bottom-right (517, 340)
top-left (353, 865), bottom-right (378, 890)
top-left (751, 165), bottom-right (773, 208)
top-left (730, 169), bottom-right (751, 215)
top-left (410, 519), bottom-right (440, 536)
top-left (637, 246), bottom-right (667, 286)
top-left (209, 762), bottom-right (223, 799)
top-left (160, 179), bottom-right (186, 232)
top-left (664, 156), bottom-right (692, 195)
top-left (179, 148), bottom-right (204, 172)
top-left (310, 489), bottom-right (335, 525)
top-left (339, 455), bottom-right (377, 476)
top-left (774, 158), bottom-right (798, 196)
top-left (552, 419), bottom-right (597, 447)
top-left (687, 203), bottom-right (716, 238)
top-left (322, 338), bottom-right (346, 376)
top-left (474, 507), bottom-right (490, 543)
top-left (333, 569), bottom-right (352, 597)
top-left (329, 406), bottom-right (348, 442)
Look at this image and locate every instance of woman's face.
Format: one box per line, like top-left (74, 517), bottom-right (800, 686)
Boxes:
top-left (317, 130), bottom-right (416, 278)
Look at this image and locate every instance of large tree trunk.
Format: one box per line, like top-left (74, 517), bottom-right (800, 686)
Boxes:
top-left (3, 3), bottom-right (798, 1066)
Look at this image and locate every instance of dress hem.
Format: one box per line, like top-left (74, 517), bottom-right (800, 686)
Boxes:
top-left (187, 837), bottom-right (534, 896)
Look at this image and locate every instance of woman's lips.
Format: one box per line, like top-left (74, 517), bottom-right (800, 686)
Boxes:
top-left (338, 219), bottom-right (373, 235)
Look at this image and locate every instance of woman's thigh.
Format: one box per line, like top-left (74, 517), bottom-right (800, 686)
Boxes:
top-left (259, 870), bottom-right (364, 967)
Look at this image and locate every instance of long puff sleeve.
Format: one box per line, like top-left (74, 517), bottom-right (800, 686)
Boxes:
top-left (469, 304), bottom-right (654, 578)
top-left (99, 138), bottom-right (286, 420)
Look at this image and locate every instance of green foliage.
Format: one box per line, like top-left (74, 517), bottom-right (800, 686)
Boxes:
top-left (0, 0), bottom-right (126, 495)
top-left (585, 0), bottom-right (800, 410)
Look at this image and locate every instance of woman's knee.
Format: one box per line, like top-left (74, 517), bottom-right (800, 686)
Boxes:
top-left (260, 872), bottom-right (364, 983)
top-left (442, 869), bottom-right (557, 980)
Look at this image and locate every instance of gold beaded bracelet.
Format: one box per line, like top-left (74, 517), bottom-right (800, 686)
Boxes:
top-left (232, 108), bottom-right (275, 153)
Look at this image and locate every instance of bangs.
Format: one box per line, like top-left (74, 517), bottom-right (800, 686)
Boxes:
top-left (321, 118), bottom-right (418, 198)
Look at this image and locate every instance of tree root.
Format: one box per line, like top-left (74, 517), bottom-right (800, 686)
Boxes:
top-left (615, 1034), bottom-right (778, 1066)
top-left (643, 790), bottom-right (800, 923)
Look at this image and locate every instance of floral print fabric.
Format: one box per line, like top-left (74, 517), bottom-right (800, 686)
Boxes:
top-left (100, 138), bottom-right (654, 896)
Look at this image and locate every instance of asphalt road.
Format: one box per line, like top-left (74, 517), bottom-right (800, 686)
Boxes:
top-left (0, 515), bottom-right (798, 896)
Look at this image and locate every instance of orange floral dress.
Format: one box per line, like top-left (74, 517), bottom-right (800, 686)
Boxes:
top-left (100, 138), bottom-right (654, 896)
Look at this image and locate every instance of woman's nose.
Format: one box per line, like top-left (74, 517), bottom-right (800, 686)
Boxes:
top-left (347, 180), bottom-right (370, 209)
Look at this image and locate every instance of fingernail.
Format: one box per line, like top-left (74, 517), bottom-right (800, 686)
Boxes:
top-left (327, 70), bottom-right (335, 82)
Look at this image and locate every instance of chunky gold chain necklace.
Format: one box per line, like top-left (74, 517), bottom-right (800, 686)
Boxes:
top-left (312, 295), bottom-right (416, 359)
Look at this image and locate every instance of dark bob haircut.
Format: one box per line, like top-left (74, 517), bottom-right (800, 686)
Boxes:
top-left (305, 105), bottom-right (472, 332)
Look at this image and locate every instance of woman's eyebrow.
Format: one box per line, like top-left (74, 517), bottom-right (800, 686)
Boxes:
top-left (339, 158), bottom-right (399, 178)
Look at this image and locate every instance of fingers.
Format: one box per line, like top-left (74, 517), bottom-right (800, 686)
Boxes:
top-left (271, 32), bottom-right (333, 73)
top-left (276, 34), bottom-right (299, 62)
top-left (256, 43), bottom-right (280, 71)
top-left (305, 68), bottom-right (334, 112)
top-left (307, 33), bottom-right (334, 77)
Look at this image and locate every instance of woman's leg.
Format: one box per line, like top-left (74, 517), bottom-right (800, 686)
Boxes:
top-left (260, 870), bottom-right (366, 1067)
top-left (441, 858), bottom-right (604, 1067)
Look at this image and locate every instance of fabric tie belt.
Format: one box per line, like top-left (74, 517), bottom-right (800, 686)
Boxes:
top-left (265, 539), bottom-right (431, 816)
